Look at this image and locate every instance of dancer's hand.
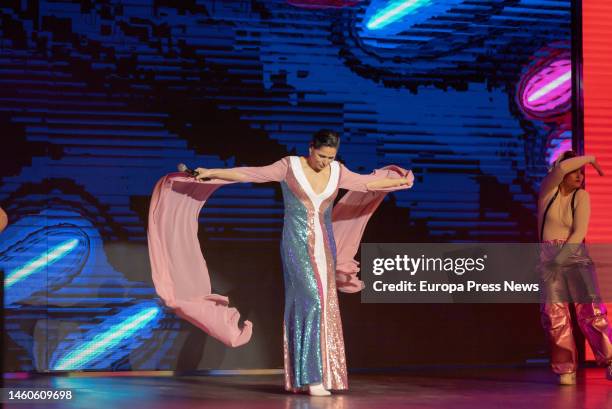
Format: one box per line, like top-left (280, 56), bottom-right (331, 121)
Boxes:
top-left (194, 167), bottom-right (213, 180)
top-left (400, 177), bottom-right (412, 186)
top-left (592, 161), bottom-right (604, 176)
top-left (0, 206), bottom-right (7, 233)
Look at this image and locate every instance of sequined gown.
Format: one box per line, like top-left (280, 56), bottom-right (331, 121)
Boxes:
top-left (280, 156), bottom-right (347, 390)
top-left (147, 156), bottom-right (413, 391)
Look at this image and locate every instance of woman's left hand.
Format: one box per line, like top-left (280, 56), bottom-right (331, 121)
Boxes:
top-left (400, 176), bottom-right (413, 187)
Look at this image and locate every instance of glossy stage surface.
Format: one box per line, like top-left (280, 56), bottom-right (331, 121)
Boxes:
top-left (4, 367), bottom-right (611, 409)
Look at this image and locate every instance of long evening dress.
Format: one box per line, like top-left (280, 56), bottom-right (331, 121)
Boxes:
top-left (148, 156), bottom-right (413, 390)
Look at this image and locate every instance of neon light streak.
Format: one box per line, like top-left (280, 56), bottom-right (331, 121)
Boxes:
top-left (366, 0), bottom-right (430, 30)
top-left (53, 307), bottom-right (160, 370)
top-left (4, 238), bottom-right (79, 288)
top-left (527, 70), bottom-right (571, 103)
top-left (548, 138), bottom-right (572, 166)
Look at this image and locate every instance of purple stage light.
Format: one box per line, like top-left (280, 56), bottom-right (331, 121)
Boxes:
top-left (546, 130), bottom-right (572, 167)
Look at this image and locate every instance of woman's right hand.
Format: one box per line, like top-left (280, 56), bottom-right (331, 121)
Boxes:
top-left (194, 167), bottom-right (214, 180)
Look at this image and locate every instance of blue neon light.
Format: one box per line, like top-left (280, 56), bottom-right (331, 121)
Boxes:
top-left (366, 0), bottom-right (431, 30)
top-left (53, 306), bottom-right (161, 370)
top-left (4, 238), bottom-right (79, 288)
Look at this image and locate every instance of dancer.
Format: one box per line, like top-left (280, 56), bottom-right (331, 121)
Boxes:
top-left (148, 130), bottom-right (413, 396)
top-left (538, 150), bottom-right (612, 384)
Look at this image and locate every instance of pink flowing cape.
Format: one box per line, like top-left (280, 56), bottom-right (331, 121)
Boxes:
top-left (148, 164), bottom-right (412, 347)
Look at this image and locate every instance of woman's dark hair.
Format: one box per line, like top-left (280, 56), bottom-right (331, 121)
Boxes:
top-left (558, 150), bottom-right (577, 163)
top-left (311, 129), bottom-right (340, 149)
top-left (552, 150), bottom-right (577, 169)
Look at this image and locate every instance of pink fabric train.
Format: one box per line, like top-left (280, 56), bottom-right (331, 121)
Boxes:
top-left (148, 162), bottom-right (412, 347)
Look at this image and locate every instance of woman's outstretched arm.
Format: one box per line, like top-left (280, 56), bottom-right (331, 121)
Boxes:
top-left (194, 157), bottom-right (289, 183)
top-left (195, 168), bottom-right (250, 182)
top-left (365, 176), bottom-right (413, 190)
top-left (338, 163), bottom-right (414, 192)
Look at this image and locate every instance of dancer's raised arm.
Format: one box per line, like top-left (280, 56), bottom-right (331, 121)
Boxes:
top-left (539, 155), bottom-right (602, 201)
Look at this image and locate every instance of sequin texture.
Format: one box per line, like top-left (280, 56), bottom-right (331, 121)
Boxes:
top-left (279, 159), bottom-right (348, 391)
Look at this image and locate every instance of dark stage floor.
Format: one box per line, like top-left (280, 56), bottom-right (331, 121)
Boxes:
top-left (3, 367), bottom-right (611, 409)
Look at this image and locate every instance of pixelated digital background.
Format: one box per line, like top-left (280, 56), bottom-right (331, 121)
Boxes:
top-left (1, 0), bottom-right (573, 371)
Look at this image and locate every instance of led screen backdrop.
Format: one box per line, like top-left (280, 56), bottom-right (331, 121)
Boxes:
top-left (1, 0), bottom-right (572, 371)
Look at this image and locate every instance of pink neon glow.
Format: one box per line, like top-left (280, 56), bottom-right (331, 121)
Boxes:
top-left (547, 138), bottom-right (572, 166)
top-left (520, 59), bottom-right (571, 114)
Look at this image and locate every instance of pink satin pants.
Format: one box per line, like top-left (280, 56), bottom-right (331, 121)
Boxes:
top-left (541, 302), bottom-right (612, 373)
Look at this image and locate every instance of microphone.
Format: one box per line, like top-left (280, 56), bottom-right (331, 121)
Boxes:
top-left (176, 163), bottom-right (211, 181)
top-left (177, 163), bottom-right (199, 177)
top-left (177, 163), bottom-right (211, 180)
